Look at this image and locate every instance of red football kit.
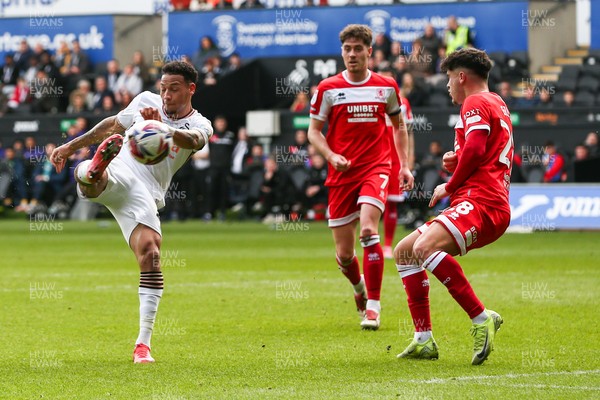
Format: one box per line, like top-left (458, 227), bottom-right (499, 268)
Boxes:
top-left (419, 91), bottom-right (514, 254)
top-left (310, 70), bottom-right (402, 227)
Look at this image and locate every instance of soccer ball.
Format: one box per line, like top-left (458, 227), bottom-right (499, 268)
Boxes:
top-left (128, 120), bottom-right (172, 165)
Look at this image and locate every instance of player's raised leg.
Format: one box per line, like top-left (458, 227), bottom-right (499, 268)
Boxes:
top-left (332, 221), bottom-right (367, 321)
top-left (75, 134), bottom-right (123, 198)
top-left (395, 229), bottom-right (438, 359)
top-left (129, 224), bottom-right (163, 364)
top-left (413, 222), bottom-right (502, 365)
top-left (359, 203), bottom-right (384, 330)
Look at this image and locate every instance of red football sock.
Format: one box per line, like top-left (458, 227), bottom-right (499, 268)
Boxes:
top-left (398, 267), bottom-right (432, 332)
top-left (423, 251), bottom-right (485, 319)
top-left (336, 255), bottom-right (361, 286)
top-left (383, 200), bottom-right (398, 248)
top-left (361, 235), bottom-right (383, 301)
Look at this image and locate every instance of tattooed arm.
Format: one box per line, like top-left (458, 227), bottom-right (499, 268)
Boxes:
top-left (50, 116), bottom-right (126, 173)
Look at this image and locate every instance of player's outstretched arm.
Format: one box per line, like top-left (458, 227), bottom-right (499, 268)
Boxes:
top-left (50, 116), bottom-right (126, 173)
top-left (308, 118), bottom-right (351, 172)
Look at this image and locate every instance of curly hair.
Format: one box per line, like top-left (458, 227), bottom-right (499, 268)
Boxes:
top-left (339, 24), bottom-right (373, 47)
top-left (440, 48), bottom-right (492, 80)
top-left (162, 61), bottom-right (198, 84)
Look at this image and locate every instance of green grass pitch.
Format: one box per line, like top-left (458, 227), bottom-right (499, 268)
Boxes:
top-left (1, 219), bottom-right (599, 399)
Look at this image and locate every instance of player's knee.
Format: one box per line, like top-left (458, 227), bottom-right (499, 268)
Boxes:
top-left (336, 248), bottom-right (355, 263)
top-left (359, 227), bottom-right (378, 242)
top-left (393, 240), bottom-right (412, 265)
top-left (412, 236), bottom-right (435, 263)
top-left (137, 239), bottom-right (161, 271)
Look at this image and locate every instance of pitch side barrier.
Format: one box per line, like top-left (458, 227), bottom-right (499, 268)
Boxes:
top-left (509, 184), bottom-right (600, 231)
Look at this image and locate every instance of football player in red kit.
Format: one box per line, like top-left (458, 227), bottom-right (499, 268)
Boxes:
top-left (394, 48), bottom-right (513, 364)
top-left (308, 24), bottom-right (414, 330)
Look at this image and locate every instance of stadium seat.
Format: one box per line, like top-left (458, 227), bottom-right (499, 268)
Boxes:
top-left (596, 92), bottom-right (600, 105)
top-left (581, 64), bottom-right (600, 79)
top-left (504, 51), bottom-right (529, 81)
top-left (577, 75), bottom-right (600, 93)
top-left (430, 79), bottom-right (448, 95)
top-left (488, 65), bottom-right (503, 84)
top-left (574, 91), bottom-right (595, 106)
top-left (556, 76), bottom-right (578, 92)
top-left (489, 52), bottom-right (508, 70)
top-left (559, 65), bottom-right (581, 80)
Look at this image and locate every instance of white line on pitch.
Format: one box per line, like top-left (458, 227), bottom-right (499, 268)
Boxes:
top-left (401, 369), bottom-right (600, 384)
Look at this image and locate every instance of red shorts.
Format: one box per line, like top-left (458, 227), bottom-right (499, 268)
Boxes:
top-left (417, 198), bottom-right (510, 255)
top-left (328, 168), bottom-right (390, 228)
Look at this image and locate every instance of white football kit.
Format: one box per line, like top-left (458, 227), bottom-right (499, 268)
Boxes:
top-left (78, 91), bottom-right (213, 243)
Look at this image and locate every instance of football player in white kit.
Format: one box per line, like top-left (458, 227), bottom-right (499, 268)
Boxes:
top-left (50, 61), bottom-right (213, 363)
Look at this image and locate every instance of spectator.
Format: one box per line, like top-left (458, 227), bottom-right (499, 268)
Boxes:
top-left (13, 39), bottom-right (33, 73)
top-left (388, 41), bottom-right (404, 66)
top-left (199, 57), bottom-right (221, 86)
top-left (574, 144), bottom-right (590, 161)
top-left (68, 39), bottom-right (91, 76)
top-left (208, 115), bottom-right (236, 220)
top-left (222, 53), bottom-right (242, 76)
top-left (76, 79), bottom-right (95, 110)
top-left (171, 0), bottom-right (192, 10)
top-left (105, 59), bottom-right (121, 93)
top-left (303, 153), bottom-right (327, 218)
top-left (391, 54), bottom-right (409, 87)
top-left (514, 85), bottom-right (539, 108)
top-left (290, 91), bottom-right (310, 113)
top-left (406, 38), bottom-right (434, 78)
top-left (561, 90), bottom-right (575, 107)
top-left (23, 56), bottom-right (40, 84)
top-left (1, 146), bottom-right (29, 211)
top-left (28, 143), bottom-right (68, 213)
top-left (114, 64), bottom-right (143, 104)
top-left (30, 70), bottom-right (59, 113)
top-left (584, 131), bottom-right (599, 157)
top-left (239, 0), bottom-right (264, 8)
top-left (55, 41), bottom-right (72, 76)
top-left (193, 36), bottom-right (221, 73)
top-left (1, 54), bottom-right (19, 87)
top-left (191, 143), bottom-right (211, 219)
top-left (537, 87), bottom-right (553, 108)
top-left (542, 141), bottom-right (565, 182)
top-left (7, 76), bottom-right (30, 112)
top-left (96, 95), bottom-right (118, 114)
top-left (420, 24), bottom-right (443, 68)
top-left (419, 140), bottom-right (444, 172)
top-left (444, 15), bottom-right (474, 54)
top-left (372, 32), bottom-right (391, 59)
top-left (92, 76), bottom-right (115, 110)
top-left (255, 156), bottom-right (293, 221)
top-left (290, 129), bottom-right (310, 166)
top-left (230, 126), bottom-right (253, 215)
top-left (119, 90), bottom-right (135, 109)
top-left (39, 51), bottom-right (60, 81)
top-left (496, 81), bottom-right (515, 107)
top-left (401, 72), bottom-right (427, 107)
top-left (132, 50), bottom-right (151, 88)
top-left (67, 90), bottom-right (89, 114)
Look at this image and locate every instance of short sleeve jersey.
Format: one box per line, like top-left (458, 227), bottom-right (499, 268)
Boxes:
top-left (453, 91), bottom-right (514, 213)
top-left (116, 91), bottom-right (213, 207)
top-left (310, 70), bottom-right (402, 186)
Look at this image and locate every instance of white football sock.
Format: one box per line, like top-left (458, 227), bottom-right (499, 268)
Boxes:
top-left (75, 160), bottom-right (92, 185)
top-left (414, 330), bottom-right (432, 344)
top-left (136, 287), bottom-right (163, 347)
top-left (366, 299), bottom-right (381, 313)
top-left (471, 310), bottom-right (489, 325)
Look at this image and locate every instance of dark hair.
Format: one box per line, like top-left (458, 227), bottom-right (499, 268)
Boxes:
top-left (440, 48), bottom-right (492, 80)
top-left (339, 24), bottom-right (373, 47)
top-left (162, 61), bottom-right (198, 84)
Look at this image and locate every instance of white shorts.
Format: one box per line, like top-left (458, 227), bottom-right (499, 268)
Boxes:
top-left (77, 157), bottom-right (162, 244)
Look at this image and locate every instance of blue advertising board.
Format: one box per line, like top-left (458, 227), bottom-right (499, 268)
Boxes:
top-left (169, 1), bottom-right (528, 60)
top-left (592, 0), bottom-right (600, 49)
top-left (509, 184), bottom-right (600, 231)
top-left (0, 15), bottom-right (114, 64)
